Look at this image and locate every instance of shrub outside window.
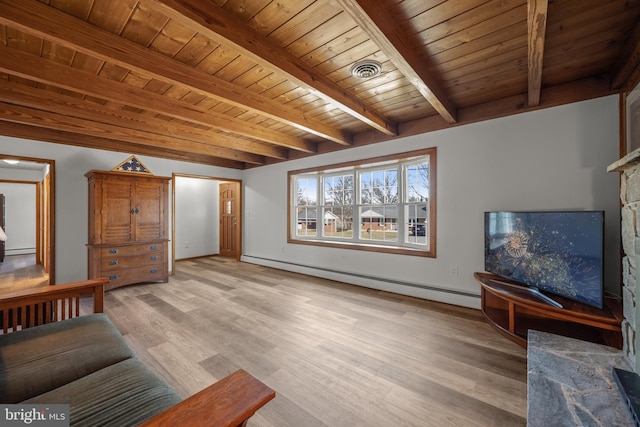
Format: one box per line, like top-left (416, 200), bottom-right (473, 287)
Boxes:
top-left (289, 148), bottom-right (436, 257)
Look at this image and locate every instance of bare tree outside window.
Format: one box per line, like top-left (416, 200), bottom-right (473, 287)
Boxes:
top-left (407, 161), bottom-right (429, 202)
top-left (405, 161), bottom-right (430, 244)
top-left (324, 175), bottom-right (354, 236)
top-left (361, 169), bottom-right (398, 204)
top-left (294, 177), bottom-right (318, 237)
top-left (359, 169), bottom-right (399, 241)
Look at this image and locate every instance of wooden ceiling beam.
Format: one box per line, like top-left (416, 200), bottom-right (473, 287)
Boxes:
top-left (338, 0), bottom-right (457, 124)
top-left (527, 0), bottom-right (549, 107)
top-left (0, 102), bottom-right (266, 165)
top-left (611, 19), bottom-right (640, 91)
top-left (0, 79), bottom-right (288, 160)
top-left (148, 0), bottom-right (397, 137)
top-left (0, 0), bottom-right (347, 146)
top-left (0, 43), bottom-right (317, 154)
top-left (0, 121), bottom-right (245, 169)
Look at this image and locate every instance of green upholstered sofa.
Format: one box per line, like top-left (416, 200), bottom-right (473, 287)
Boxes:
top-left (0, 278), bottom-right (275, 426)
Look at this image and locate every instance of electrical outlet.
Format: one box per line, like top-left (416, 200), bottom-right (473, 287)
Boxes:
top-left (450, 267), bottom-right (459, 277)
top-left (185, 241), bottom-right (189, 248)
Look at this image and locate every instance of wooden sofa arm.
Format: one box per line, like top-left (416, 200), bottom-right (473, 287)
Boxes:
top-left (0, 277), bottom-right (108, 333)
top-left (140, 369), bottom-right (276, 427)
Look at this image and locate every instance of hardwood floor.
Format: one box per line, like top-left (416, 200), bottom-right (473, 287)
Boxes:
top-left (0, 254), bottom-right (48, 292)
top-left (105, 257), bottom-right (527, 427)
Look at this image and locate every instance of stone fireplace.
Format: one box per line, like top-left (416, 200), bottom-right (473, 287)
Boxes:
top-left (526, 151), bottom-right (636, 427)
top-left (608, 149), bottom-right (640, 370)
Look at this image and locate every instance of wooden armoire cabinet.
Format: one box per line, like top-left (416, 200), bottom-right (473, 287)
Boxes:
top-left (86, 170), bottom-right (170, 291)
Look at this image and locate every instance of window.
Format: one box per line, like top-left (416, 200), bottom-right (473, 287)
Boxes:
top-left (289, 148), bottom-right (436, 257)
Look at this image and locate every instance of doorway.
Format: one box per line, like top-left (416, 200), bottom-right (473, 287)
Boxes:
top-left (0, 155), bottom-right (54, 291)
top-left (172, 174), bottom-right (242, 268)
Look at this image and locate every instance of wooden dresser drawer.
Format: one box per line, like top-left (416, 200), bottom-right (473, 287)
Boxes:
top-left (88, 241), bottom-right (168, 291)
top-left (100, 243), bottom-right (164, 257)
top-left (104, 265), bottom-right (166, 289)
top-left (100, 253), bottom-right (163, 271)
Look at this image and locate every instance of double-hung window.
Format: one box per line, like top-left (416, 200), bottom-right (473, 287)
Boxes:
top-left (289, 148), bottom-right (436, 257)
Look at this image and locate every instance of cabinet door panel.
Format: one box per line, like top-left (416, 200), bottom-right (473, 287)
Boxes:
top-left (134, 179), bottom-right (166, 241)
top-left (102, 179), bottom-right (134, 242)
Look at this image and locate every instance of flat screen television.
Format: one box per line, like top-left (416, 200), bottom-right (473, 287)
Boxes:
top-left (484, 211), bottom-right (604, 309)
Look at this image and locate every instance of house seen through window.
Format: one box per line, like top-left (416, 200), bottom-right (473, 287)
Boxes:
top-left (289, 148), bottom-right (436, 257)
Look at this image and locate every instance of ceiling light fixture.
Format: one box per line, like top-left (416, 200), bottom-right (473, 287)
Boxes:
top-left (350, 60), bottom-right (382, 79)
top-left (2, 159), bottom-right (19, 165)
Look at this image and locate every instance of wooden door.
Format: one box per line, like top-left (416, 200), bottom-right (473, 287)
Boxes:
top-left (134, 178), bottom-right (167, 241)
top-left (220, 182), bottom-right (241, 259)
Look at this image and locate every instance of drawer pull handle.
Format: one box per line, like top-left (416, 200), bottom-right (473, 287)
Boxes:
top-left (109, 260), bottom-right (119, 265)
top-left (150, 245), bottom-right (157, 250)
top-left (109, 249), bottom-right (118, 254)
top-left (150, 255), bottom-right (158, 261)
top-left (109, 275), bottom-right (118, 280)
top-left (150, 269), bottom-right (158, 274)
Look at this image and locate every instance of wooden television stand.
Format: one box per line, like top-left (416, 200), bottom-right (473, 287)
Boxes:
top-left (474, 272), bottom-right (623, 349)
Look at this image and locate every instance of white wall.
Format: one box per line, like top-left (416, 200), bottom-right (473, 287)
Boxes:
top-left (175, 176), bottom-right (219, 259)
top-left (242, 96), bottom-right (622, 309)
top-left (0, 140), bottom-right (241, 283)
top-left (0, 182), bottom-right (36, 255)
top-left (0, 96), bottom-right (622, 309)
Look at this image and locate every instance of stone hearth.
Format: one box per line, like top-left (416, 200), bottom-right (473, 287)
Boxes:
top-left (527, 331), bottom-right (632, 427)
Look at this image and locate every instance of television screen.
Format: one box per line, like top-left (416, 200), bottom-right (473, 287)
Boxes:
top-left (484, 211), bottom-right (604, 309)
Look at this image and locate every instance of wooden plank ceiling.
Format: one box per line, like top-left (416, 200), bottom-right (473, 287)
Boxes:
top-left (0, 0), bottom-right (638, 169)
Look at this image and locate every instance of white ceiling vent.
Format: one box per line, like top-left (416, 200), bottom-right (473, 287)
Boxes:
top-left (350, 60), bottom-right (382, 79)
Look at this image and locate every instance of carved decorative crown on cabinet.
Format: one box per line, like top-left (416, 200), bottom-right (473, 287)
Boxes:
top-left (86, 170), bottom-right (170, 291)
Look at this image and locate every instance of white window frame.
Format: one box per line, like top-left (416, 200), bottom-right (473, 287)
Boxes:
top-left (288, 148), bottom-right (436, 258)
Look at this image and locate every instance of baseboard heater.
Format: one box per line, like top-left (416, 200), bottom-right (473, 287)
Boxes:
top-left (5, 248), bottom-right (36, 254)
top-left (242, 255), bottom-right (479, 299)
